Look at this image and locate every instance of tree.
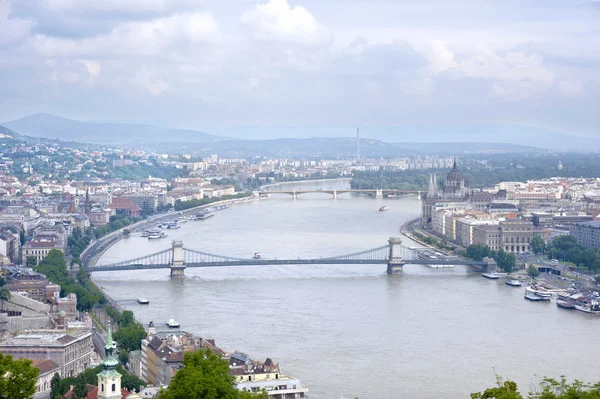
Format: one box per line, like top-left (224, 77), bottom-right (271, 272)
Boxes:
top-left (0, 353), bottom-right (39, 399)
top-left (50, 373), bottom-right (61, 399)
top-left (119, 348), bottom-right (129, 365)
top-left (74, 373), bottom-right (87, 399)
top-left (527, 265), bottom-right (540, 279)
top-left (0, 277), bottom-right (4, 287)
top-left (471, 376), bottom-right (523, 399)
top-left (157, 348), bottom-right (267, 399)
top-left (595, 275), bottom-right (600, 285)
top-left (19, 230), bottom-right (25, 246)
top-left (26, 255), bottom-right (37, 267)
top-left (530, 236), bottom-right (545, 255)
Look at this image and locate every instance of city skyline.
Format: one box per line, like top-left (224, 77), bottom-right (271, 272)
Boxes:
top-left (0, 0), bottom-right (598, 138)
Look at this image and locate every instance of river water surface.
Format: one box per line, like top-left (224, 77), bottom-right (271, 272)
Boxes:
top-left (94, 180), bottom-right (599, 399)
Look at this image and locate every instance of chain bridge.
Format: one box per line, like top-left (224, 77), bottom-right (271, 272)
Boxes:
top-left (87, 238), bottom-right (493, 277)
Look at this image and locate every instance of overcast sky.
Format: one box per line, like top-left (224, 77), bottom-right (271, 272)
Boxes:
top-left (1, 0), bottom-right (598, 137)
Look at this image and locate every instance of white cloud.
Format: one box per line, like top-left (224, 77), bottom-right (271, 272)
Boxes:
top-left (33, 12), bottom-right (220, 58)
top-left (136, 66), bottom-right (169, 95)
top-left (0, 0), bottom-right (35, 45)
top-left (241, 0), bottom-right (331, 45)
top-left (456, 47), bottom-right (555, 98)
top-left (423, 41), bottom-right (457, 75)
top-left (42, 0), bottom-right (194, 14)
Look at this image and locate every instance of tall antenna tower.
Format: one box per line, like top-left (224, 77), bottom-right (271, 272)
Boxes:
top-left (356, 127), bottom-right (360, 165)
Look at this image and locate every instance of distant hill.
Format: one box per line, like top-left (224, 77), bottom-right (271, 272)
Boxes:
top-left (3, 113), bottom-right (222, 145)
top-left (392, 142), bottom-right (545, 154)
top-left (137, 137), bottom-right (421, 158)
top-left (216, 125), bottom-right (599, 152)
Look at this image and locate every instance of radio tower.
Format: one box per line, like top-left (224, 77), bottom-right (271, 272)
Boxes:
top-left (356, 127), bottom-right (360, 165)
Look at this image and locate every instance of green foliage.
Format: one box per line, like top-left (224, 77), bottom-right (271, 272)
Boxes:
top-left (26, 255), bottom-right (37, 267)
top-left (157, 348), bottom-right (267, 399)
top-left (0, 277), bottom-right (4, 287)
top-left (546, 235), bottom-right (600, 272)
top-left (50, 373), bottom-right (61, 399)
top-left (113, 323), bottom-right (147, 352)
top-left (19, 230), bottom-right (25, 246)
top-left (530, 236), bottom-right (546, 255)
top-left (412, 232), bottom-right (455, 251)
top-left (74, 374), bottom-right (87, 399)
top-left (474, 376), bottom-right (600, 399)
top-left (464, 245), bottom-right (516, 272)
top-left (60, 364), bottom-right (145, 394)
top-left (0, 353), bottom-right (39, 399)
top-left (211, 178), bottom-right (241, 191)
top-left (0, 286), bottom-right (11, 313)
top-left (94, 214), bottom-right (142, 238)
top-left (35, 249), bottom-right (104, 311)
top-left (68, 227), bottom-right (90, 260)
top-left (467, 244), bottom-right (492, 261)
top-left (528, 265), bottom-right (540, 279)
top-left (119, 348), bottom-right (129, 365)
top-left (174, 192), bottom-right (250, 211)
top-left (595, 275), bottom-right (600, 285)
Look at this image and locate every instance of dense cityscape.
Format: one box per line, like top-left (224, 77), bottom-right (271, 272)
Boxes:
top-left (1, 0), bottom-right (599, 398)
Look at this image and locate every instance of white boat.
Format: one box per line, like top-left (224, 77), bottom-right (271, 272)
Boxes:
top-left (505, 279), bottom-right (522, 287)
top-left (574, 301), bottom-right (600, 315)
top-left (253, 252), bottom-right (261, 260)
top-left (526, 286), bottom-right (553, 298)
top-left (379, 206), bottom-right (389, 212)
top-left (482, 272), bottom-right (507, 279)
top-left (148, 231), bottom-right (167, 239)
top-left (166, 319), bottom-right (180, 328)
top-left (137, 298), bottom-right (149, 304)
top-left (196, 212), bottom-right (214, 220)
top-left (166, 221), bottom-right (180, 229)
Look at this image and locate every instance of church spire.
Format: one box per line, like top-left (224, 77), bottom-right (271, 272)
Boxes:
top-left (452, 157), bottom-right (457, 170)
top-left (102, 323), bottom-right (119, 369)
top-left (98, 322), bottom-right (122, 399)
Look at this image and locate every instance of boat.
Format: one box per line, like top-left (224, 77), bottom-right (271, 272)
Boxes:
top-left (482, 272), bottom-right (507, 279)
top-left (556, 299), bottom-right (575, 309)
top-left (525, 291), bottom-right (549, 301)
top-left (505, 279), bottom-right (522, 287)
top-left (141, 231), bottom-right (150, 237)
top-left (196, 212), bottom-right (214, 220)
top-left (574, 301), bottom-right (600, 315)
top-left (137, 298), bottom-right (149, 305)
top-left (526, 285), bottom-right (553, 298)
top-left (166, 319), bottom-right (180, 328)
top-left (148, 231), bottom-right (167, 239)
top-left (253, 252), bottom-right (261, 260)
top-left (379, 206), bottom-right (389, 212)
top-left (166, 221), bottom-right (180, 229)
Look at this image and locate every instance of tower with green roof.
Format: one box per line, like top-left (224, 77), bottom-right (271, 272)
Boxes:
top-left (98, 323), bottom-right (122, 399)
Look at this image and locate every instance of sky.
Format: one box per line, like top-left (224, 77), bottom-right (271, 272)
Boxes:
top-left (0, 0), bottom-right (598, 138)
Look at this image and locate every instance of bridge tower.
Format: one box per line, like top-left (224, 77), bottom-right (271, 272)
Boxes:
top-left (170, 240), bottom-right (186, 278)
top-left (386, 237), bottom-right (405, 274)
top-left (376, 189), bottom-right (383, 199)
top-left (292, 191), bottom-right (297, 200)
top-left (333, 190), bottom-right (338, 199)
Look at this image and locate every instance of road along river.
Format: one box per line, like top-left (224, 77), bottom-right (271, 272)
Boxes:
top-left (93, 180), bottom-right (599, 399)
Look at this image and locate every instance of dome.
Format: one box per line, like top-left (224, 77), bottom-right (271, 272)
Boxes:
top-left (446, 159), bottom-right (463, 182)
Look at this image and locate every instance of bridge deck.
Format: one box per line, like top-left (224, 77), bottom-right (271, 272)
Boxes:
top-left (89, 258), bottom-right (485, 272)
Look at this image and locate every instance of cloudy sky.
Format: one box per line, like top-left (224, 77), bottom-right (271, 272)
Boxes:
top-left (1, 0), bottom-right (598, 137)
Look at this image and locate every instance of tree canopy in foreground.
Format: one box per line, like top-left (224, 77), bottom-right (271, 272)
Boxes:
top-left (157, 348), bottom-right (267, 399)
top-left (0, 353), bottom-right (38, 399)
top-left (472, 376), bottom-right (600, 399)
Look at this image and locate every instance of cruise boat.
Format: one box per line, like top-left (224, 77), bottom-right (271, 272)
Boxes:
top-left (574, 301), bottom-right (600, 315)
top-left (253, 252), bottom-right (261, 260)
top-left (505, 279), bottom-right (522, 287)
top-left (525, 291), bottom-right (549, 301)
top-left (526, 285), bottom-right (553, 298)
top-left (166, 221), bottom-right (180, 229)
top-left (137, 298), bottom-right (149, 305)
top-left (482, 272), bottom-right (508, 279)
top-left (148, 231), bottom-right (167, 239)
top-left (379, 206), bottom-right (389, 212)
top-left (166, 319), bottom-right (180, 328)
top-left (556, 299), bottom-right (575, 309)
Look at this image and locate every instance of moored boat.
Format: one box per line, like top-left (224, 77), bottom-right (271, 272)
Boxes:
top-left (556, 299), bottom-right (575, 309)
top-left (137, 298), bottom-right (149, 304)
top-left (526, 285), bottom-right (553, 298)
top-left (482, 272), bottom-right (507, 279)
top-left (525, 291), bottom-right (550, 301)
top-left (379, 206), bottom-right (389, 212)
top-left (505, 279), bottom-right (522, 287)
top-left (574, 301), bottom-right (600, 315)
top-left (148, 231), bottom-right (167, 239)
top-left (196, 212), bottom-right (214, 220)
top-left (166, 319), bottom-right (180, 328)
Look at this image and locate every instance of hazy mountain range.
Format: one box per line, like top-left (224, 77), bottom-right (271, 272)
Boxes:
top-left (2, 113), bottom-right (596, 155)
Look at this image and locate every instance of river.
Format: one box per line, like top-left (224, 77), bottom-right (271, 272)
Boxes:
top-left (94, 180), bottom-right (599, 399)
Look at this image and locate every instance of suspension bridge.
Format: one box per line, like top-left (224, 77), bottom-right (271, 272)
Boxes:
top-left (86, 238), bottom-right (494, 277)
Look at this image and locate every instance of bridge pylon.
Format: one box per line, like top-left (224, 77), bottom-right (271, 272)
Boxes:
top-left (376, 189), bottom-right (383, 199)
top-left (333, 190), bottom-right (337, 199)
top-left (170, 240), bottom-right (186, 278)
top-left (387, 237), bottom-right (405, 274)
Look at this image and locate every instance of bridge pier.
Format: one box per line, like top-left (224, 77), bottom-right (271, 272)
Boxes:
top-left (376, 189), bottom-right (383, 199)
top-left (170, 240), bottom-right (186, 278)
top-left (417, 190), bottom-right (421, 200)
top-left (333, 190), bottom-right (337, 199)
top-left (292, 191), bottom-right (297, 200)
top-left (386, 237), bottom-right (405, 274)
top-left (482, 256), bottom-right (497, 273)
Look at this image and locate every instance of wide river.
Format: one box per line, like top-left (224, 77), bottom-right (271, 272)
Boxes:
top-left (94, 180), bottom-right (599, 399)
